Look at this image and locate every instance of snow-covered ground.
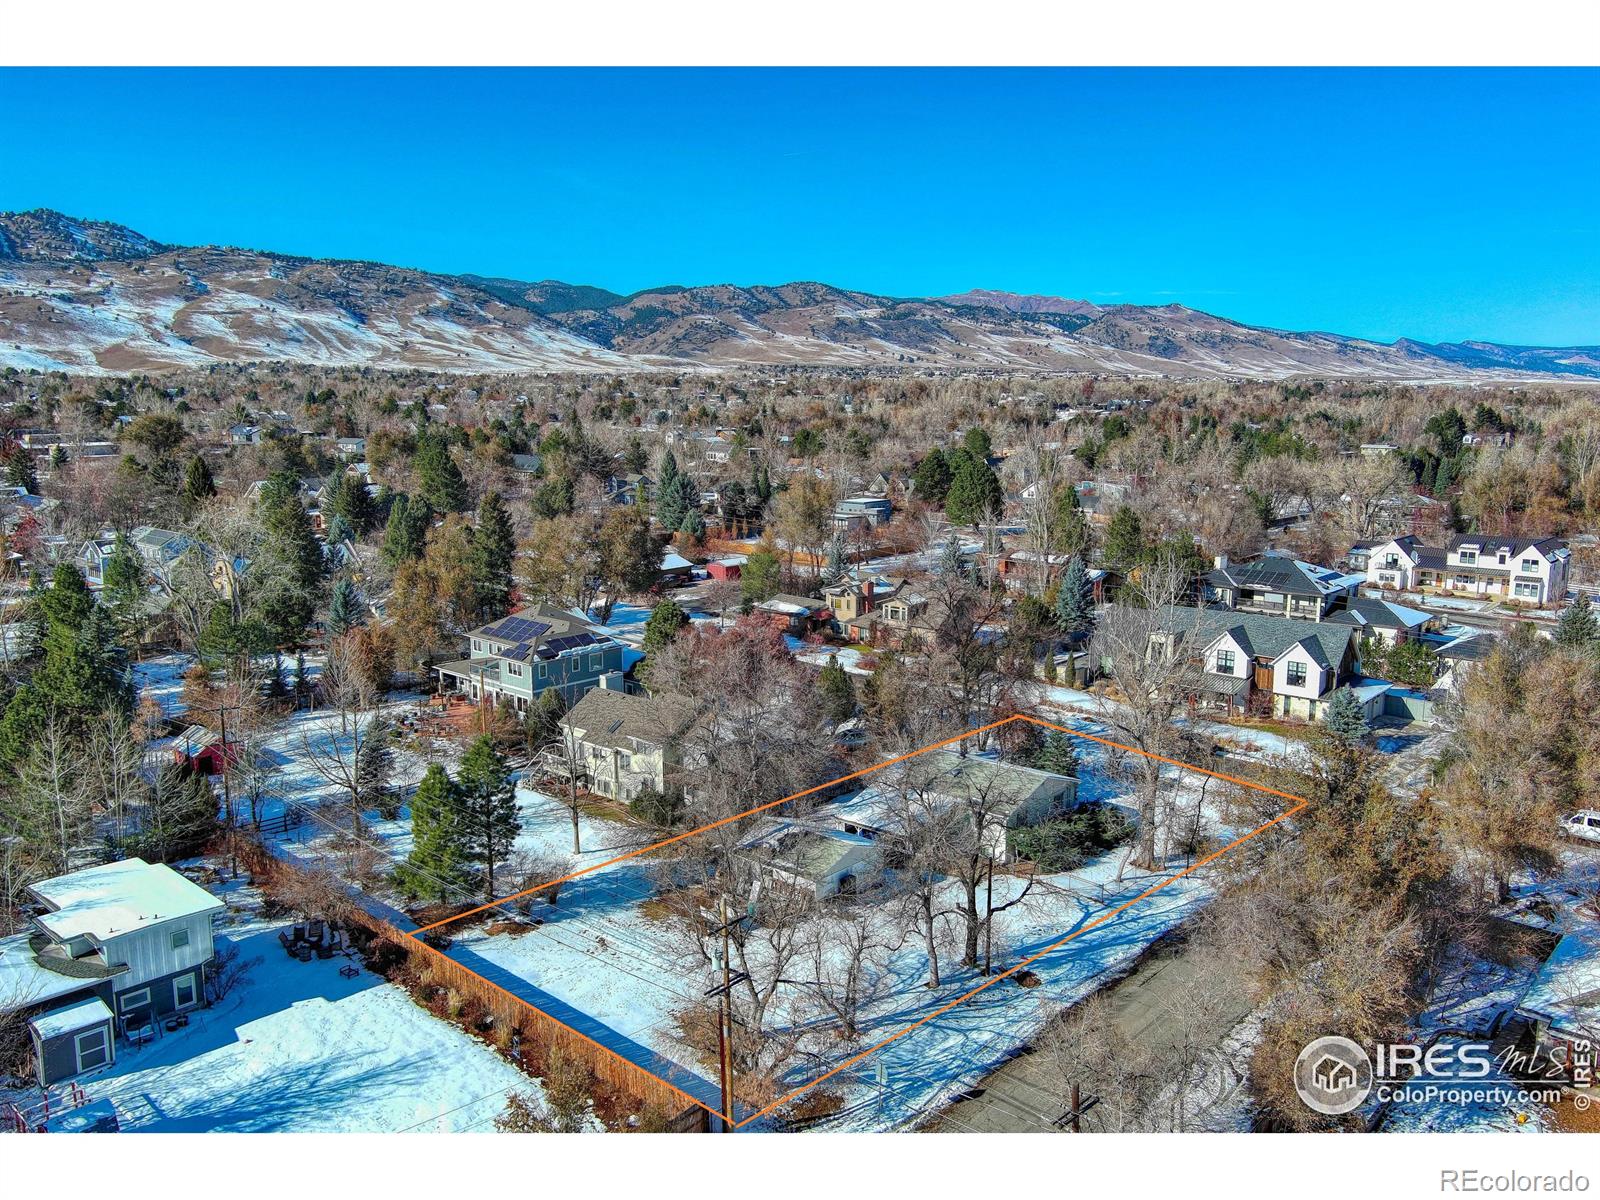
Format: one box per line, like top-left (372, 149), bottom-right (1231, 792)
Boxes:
top-left (443, 730), bottom-right (1246, 1130)
top-left (1, 867), bottom-right (543, 1133)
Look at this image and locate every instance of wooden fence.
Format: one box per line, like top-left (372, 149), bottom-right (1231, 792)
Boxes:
top-left (235, 836), bottom-right (710, 1129)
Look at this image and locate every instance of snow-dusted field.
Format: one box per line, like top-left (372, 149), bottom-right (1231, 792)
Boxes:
top-left (443, 722), bottom-right (1249, 1131)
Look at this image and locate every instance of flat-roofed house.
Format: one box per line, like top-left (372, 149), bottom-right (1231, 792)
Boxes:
top-left (0, 859), bottom-right (223, 1086)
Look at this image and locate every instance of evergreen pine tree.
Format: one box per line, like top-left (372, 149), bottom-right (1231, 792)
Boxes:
top-left (382, 493), bottom-right (431, 565)
top-left (399, 763), bottom-right (471, 903)
top-left (1103, 506), bottom-right (1147, 572)
top-left (677, 507), bottom-right (706, 541)
top-left (623, 436), bottom-right (648, 475)
top-left (328, 577), bottom-right (363, 636)
top-left (641, 600), bottom-right (689, 655)
top-left (1029, 731), bottom-right (1080, 776)
top-left (415, 430), bottom-right (470, 513)
top-left (912, 449), bottom-right (952, 505)
top-left (4, 451), bottom-right (39, 493)
top-left (1323, 686), bottom-right (1369, 743)
top-left (327, 469), bottom-right (376, 535)
top-left (102, 532), bottom-right (146, 634)
top-left (962, 427), bottom-right (993, 461)
top-left (944, 454), bottom-right (1002, 526)
top-left (1054, 555), bottom-right (1094, 642)
top-left (356, 718), bottom-right (398, 820)
top-left (1555, 593), bottom-right (1599, 650)
top-left (181, 454), bottom-right (216, 516)
top-left (256, 472), bottom-right (326, 645)
top-left (822, 534), bottom-right (847, 585)
top-left (457, 735), bottom-right (520, 900)
top-left (469, 490), bottom-right (516, 620)
top-left (819, 654), bottom-right (856, 726)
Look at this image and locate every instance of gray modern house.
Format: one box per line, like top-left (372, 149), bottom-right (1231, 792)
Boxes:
top-left (0, 858), bottom-right (223, 1086)
top-left (435, 603), bottom-right (628, 712)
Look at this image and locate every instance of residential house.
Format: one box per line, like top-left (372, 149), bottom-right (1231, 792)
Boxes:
top-left (1360, 535), bottom-right (1570, 606)
top-left (829, 577), bottom-right (932, 648)
top-left (334, 436), bottom-right (367, 459)
top-left (1515, 925), bottom-right (1600, 1053)
top-left (1435, 631), bottom-right (1497, 693)
top-left (80, 525), bottom-right (192, 587)
top-left (554, 683), bottom-right (704, 803)
top-left (835, 496), bottom-right (893, 525)
top-left (0, 859), bottom-right (223, 1086)
top-left (658, 549), bottom-right (695, 587)
top-left (1073, 481), bottom-right (1129, 524)
top-left (1325, 596), bottom-right (1437, 646)
top-left (1141, 606), bottom-right (1369, 722)
top-left (227, 424), bottom-right (261, 446)
top-left (833, 751), bottom-right (1079, 866)
top-left (752, 593), bottom-right (834, 636)
top-left (740, 822), bottom-right (880, 898)
top-left (435, 603), bottom-right (627, 710)
top-left (1202, 553), bottom-right (1364, 620)
top-left (993, 551), bottom-right (1108, 598)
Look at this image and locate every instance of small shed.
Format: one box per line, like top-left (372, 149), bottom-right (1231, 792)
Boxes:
top-left (172, 726), bottom-right (238, 775)
top-left (658, 550), bottom-right (695, 585)
top-left (706, 556), bottom-right (745, 581)
top-left (29, 997), bottom-right (115, 1086)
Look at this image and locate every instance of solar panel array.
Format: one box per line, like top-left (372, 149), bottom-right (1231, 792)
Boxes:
top-left (482, 616), bottom-right (553, 642)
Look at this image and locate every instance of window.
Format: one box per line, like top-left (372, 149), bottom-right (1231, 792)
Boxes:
top-left (1286, 662), bottom-right (1308, 688)
top-left (1215, 649), bottom-right (1236, 674)
top-left (74, 1026), bottom-right (110, 1073)
top-left (170, 927), bottom-right (190, 952)
top-left (1458, 550), bottom-right (1476, 564)
top-left (472, 639), bottom-right (482, 653)
top-left (1514, 582), bottom-right (1540, 599)
top-left (506, 661), bottom-right (522, 677)
top-left (117, 987), bottom-right (150, 1013)
top-left (617, 750), bottom-right (632, 770)
top-left (1382, 555), bottom-right (1400, 569)
top-left (1521, 559), bottom-right (1539, 573)
top-left (589, 652), bottom-right (603, 672)
top-left (173, 973), bottom-right (198, 1010)
top-left (536, 663), bottom-right (547, 679)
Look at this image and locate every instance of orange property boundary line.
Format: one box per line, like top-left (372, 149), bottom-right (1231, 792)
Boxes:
top-left (405, 713), bottom-right (1308, 1130)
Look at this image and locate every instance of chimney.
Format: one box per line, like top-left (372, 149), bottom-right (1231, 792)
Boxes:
top-left (862, 576), bottom-right (874, 611)
top-left (1214, 554), bottom-right (1229, 571)
top-left (599, 671), bottom-right (626, 692)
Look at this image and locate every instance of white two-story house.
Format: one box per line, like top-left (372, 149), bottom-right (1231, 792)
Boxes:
top-left (1358, 534), bottom-right (1569, 607)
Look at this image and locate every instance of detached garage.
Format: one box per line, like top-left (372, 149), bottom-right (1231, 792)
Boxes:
top-left (29, 997), bottom-right (115, 1086)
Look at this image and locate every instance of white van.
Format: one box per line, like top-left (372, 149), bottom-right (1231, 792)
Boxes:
top-left (1559, 810), bottom-right (1600, 845)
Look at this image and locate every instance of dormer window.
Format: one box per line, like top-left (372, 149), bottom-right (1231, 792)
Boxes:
top-left (1458, 550), bottom-right (1476, 564)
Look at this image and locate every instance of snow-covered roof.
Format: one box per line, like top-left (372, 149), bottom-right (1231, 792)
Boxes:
top-left (29, 858), bottom-right (224, 943)
top-left (1519, 926), bottom-right (1600, 1038)
top-left (660, 551), bottom-right (693, 572)
top-left (29, 995), bottom-right (113, 1041)
top-left (0, 933), bottom-right (106, 1008)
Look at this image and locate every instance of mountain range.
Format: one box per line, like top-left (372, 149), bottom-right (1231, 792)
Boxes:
top-left (2, 208), bottom-right (1596, 382)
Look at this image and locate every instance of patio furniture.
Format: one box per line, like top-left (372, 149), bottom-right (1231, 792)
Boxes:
top-left (164, 1013), bottom-right (189, 1033)
top-left (292, 921), bottom-right (307, 943)
top-left (278, 930), bottom-right (298, 956)
top-left (295, 943), bottom-right (313, 963)
top-left (306, 919), bottom-right (326, 945)
top-left (339, 963), bottom-right (361, 979)
top-left (315, 941), bottom-right (335, 959)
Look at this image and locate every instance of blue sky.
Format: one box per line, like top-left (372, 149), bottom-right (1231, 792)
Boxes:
top-left (1, 68), bottom-right (1595, 346)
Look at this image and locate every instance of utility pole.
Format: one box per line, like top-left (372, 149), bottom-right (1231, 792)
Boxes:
top-left (703, 896), bottom-right (748, 1132)
top-left (983, 855), bottom-right (995, 975)
top-left (1052, 1084), bottom-right (1099, 1132)
top-left (212, 699), bottom-right (237, 878)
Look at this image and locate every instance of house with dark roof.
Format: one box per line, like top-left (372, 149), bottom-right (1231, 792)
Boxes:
top-left (435, 603), bottom-right (626, 711)
top-left (739, 822), bottom-right (881, 897)
top-left (1359, 535), bottom-right (1569, 607)
top-left (1202, 553), bottom-right (1364, 620)
top-left (1142, 606), bottom-right (1368, 722)
top-left (552, 684), bottom-right (705, 802)
top-left (1325, 596), bottom-right (1438, 646)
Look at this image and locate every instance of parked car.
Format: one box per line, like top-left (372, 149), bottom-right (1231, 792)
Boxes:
top-left (1559, 810), bottom-right (1600, 845)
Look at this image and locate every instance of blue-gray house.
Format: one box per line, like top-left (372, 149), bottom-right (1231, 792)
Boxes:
top-left (435, 603), bottom-right (627, 712)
